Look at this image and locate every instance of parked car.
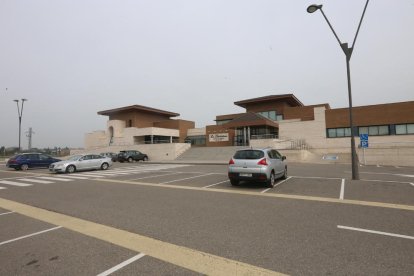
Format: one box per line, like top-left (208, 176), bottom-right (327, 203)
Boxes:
top-left (49, 154), bottom-right (112, 173)
top-left (100, 152), bottom-right (118, 162)
top-left (116, 150), bottom-right (148, 163)
top-left (6, 153), bottom-right (61, 171)
top-left (228, 148), bottom-right (287, 188)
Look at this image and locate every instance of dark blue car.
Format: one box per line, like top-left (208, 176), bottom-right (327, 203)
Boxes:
top-left (6, 153), bottom-right (61, 171)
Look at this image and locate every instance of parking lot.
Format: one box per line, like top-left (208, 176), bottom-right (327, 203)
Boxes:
top-left (0, 161), bottom-right (413, 275)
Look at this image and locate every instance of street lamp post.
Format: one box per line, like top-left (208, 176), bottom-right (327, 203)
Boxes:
top-left (13, 98), bottom-right (28, 152)
top-left (307, 1), bottom-right (370, 180)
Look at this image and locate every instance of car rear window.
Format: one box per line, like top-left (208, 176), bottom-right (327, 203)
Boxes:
top-left (233, 150), bottom-right (264, 160)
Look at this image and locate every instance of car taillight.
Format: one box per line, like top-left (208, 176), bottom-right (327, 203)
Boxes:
top-left (229, 158), bottom-right (235, 165)
top-left (257, 158), bottom-right (268, 166)
top-left (8, 160), bottom-right (17, 164)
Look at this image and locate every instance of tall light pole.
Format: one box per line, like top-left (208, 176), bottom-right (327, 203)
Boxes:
top-left (307, 1), bottom-right (369, 180)
top-left (13, 98), bottom-right (28, 152)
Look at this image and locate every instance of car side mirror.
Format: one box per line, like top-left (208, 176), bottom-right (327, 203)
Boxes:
top-left (282, 156), bottom-right (286, 161)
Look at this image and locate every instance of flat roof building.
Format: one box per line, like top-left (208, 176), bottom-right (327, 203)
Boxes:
top-left (85, 104), bottom-right (194, 149)
top-left (85, 94), bottom-right (414, 163)
top-left (184, 94), bottom-right (414, 150)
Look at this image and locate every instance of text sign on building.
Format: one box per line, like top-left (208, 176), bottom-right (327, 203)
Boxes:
top-left (360, 134), bottom-right (369, 148)
top-left (209, 133), bottom-right (229, 142)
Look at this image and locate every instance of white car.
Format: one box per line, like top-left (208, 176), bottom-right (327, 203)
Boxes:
top-left (228, 148), bottom-right (287, 188)
top-left (49, 154), bottom-right (112, 173)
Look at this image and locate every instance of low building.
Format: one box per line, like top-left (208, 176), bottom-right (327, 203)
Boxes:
top-left (85, 94), bottom-right (414, 164)
top-left (85, 105), bottom-right (194, 149)
top-left (186, 94), bottom-right (414, 150)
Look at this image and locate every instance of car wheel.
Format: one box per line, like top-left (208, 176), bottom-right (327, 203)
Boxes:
top-left (101, 162), bottom-right (109, 170)
top-left (66, 165), bottom-right (76, 173)
top-left (20, 164), bottom-right (29, 171)
top-left (230, 179), bottom-right (239, 186)
top-left (281, 167), bottom-right (288, 180)
top-left (143, 156), bottom-right (148, 161)
top-left (127, 157), bottom-right (133, 163)
top-left (267, 171), bottom-right (275, 188)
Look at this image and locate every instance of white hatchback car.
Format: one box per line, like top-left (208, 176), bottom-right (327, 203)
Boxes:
top-left (49, 154), bottom-right (112, 173)
top-left (228, 148), bottom-right (287, 188)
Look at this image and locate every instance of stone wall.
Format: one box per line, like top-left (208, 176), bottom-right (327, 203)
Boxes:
top-left (71, 143), bottom-right (191, 161)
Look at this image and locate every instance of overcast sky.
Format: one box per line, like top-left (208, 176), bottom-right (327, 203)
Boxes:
top-left (1, 0), bottom-right (413, 149)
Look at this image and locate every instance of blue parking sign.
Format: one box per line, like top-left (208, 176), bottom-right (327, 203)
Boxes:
top-left (360, 134), bottom-right (369, 148)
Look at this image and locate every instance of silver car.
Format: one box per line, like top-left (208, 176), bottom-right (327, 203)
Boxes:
top-left (49, 154), bottom-right (112, 173)
top-left (228, 148), bottom-right (287, 188)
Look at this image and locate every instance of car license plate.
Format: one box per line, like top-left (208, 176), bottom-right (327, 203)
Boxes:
top-left (239, 173), bottom-right (252, 177)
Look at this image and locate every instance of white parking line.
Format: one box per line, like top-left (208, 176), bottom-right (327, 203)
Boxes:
top-left (262, 176), bottom-right (293, 193)
top-left (274, 176), bottom-right (292, 188)
top-left (71, 174), bottom-right (104, 178)
top-left (0, 211), bottom-right (14, 216)
top-left (340, 179), bottom-right (345, 200)
top-left (360, 179), bottom-right (412, 184)
top-left (203, 180), bottom-right (229, 188)
top-left (161, 173), bottom-right (213, 184)
top-left (54, 175), bottom-right (90, 179)
top-left (261, 188), bottom-right (271, 193)
top-left (17, 178), bottom-right (53, 184)
top-left (0, 226), bottom-right (62, 246)
top-left (129, 172), bottom-right (183, 181)
top-left (410, 183), bottom-right (414, 187)
top-left (0, 187), bottom-right (6, 190)
top-left (36, 177), bottom-right (73, 182)
top-left (0, 180), bottom-right (32, 187)
top-left (96, 253), bottom-right (146, 276)
top-left (338, 225), bottom-right (414, 240)
top-left (291, 176), bottom-right (342, 180)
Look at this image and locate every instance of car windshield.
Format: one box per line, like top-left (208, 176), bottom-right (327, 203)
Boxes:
top-left (233, 150), bottom-right (264, 160)
top-left (67, 155), bottom-right (83, 161)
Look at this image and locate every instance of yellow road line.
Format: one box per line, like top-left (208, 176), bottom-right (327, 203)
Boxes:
top-left (95, 178), bottom-right (414, 211)
top-left (0, 198), bottom-right (286, 276)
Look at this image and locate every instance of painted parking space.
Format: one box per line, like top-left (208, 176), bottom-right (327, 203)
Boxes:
top-left (344, 180), bottom-right (414, 205)
top-left (0, 209), bottom-right (204, 275)
top-left (267, 176), bottom-right (343, 198)
top-left (0, 212), bottom-right (58, 242)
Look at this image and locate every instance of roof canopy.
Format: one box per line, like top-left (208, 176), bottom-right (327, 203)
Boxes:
top-left (223, 112), bottom-right (279, 128)
top-left (234, 94), bottom-right (304, 108)
top-left (98, 105), bottom-right (179, 117)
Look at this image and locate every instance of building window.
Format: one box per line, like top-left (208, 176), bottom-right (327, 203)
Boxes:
top-left (327, 128), bottom-right (351, 138)
top-left (185, 135), bottom-right (206, 146)
top-left (216, 119), bottom-right (232, 125)
top-left (395, 123), bottom-right (414, 135)
top-left (359, 125), bottom-right (389, 136)
top-left (127, 119), bottom-right (132, 127)
top-left (257, 111), bottom-right (283, 121)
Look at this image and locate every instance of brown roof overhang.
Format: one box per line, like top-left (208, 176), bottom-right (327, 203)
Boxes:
top-left (223, 112), bottom-right (279, 128)
top-left (234, 94), bottom-right (304, 108)
top-left (98, 105), bottom-right (179, 117)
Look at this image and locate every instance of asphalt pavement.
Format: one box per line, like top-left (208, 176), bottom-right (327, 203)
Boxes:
top-left (0, 161), bottom-right (413, 275)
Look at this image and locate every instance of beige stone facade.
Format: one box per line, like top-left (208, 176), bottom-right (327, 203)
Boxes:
top-left (85, 105), bottom-right (194, 150)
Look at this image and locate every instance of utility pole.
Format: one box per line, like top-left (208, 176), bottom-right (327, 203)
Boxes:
top-left (13, 98), bottom-right (28, 152)
top-left (26, 127), bottom-right (35, 150)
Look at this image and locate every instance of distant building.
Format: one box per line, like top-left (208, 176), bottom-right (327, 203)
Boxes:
top-left (186, 94), bottom-right (414, 149)
top-left (85, 94), bottom-right (414, 151)
top-left (85, 105), bottom-right (194, 149)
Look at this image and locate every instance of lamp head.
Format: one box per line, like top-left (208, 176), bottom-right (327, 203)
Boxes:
top-left (13, 99), bottom-right (19, 103)
top-left (307, 4), bottom-right (323, 13)
top-left (22, 98), bottom-right (28, 102)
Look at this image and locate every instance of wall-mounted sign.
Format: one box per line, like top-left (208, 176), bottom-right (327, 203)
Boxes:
top-left (209, 133), bottom-right (229, 142)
